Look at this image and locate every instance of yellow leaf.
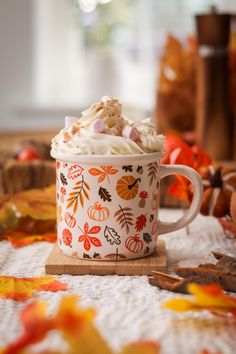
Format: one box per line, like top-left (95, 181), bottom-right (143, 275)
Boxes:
top-left (0, 275), bottom-right (67, 301)
top-left (0, 185), bottom-right (56, 223)
top-left (0, 185), bottom-right (57, 246)
top-left (163, 283), bottom-right (236, 316)
top-left (55, 296), bottom-right (113, 354)
top-left (120, 341), bottom-right (159, 354)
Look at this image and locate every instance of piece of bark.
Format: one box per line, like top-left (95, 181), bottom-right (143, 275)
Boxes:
top-left (149, 271), bottom-right (224, 294)
top-left (212, 252), bottom-right (236, 275)
top-left (149, 251), bottom-right (236, 294)
top-left (174, 266), bottom-right (236, 292)
top-left (149, 271), bottom-right (182, 292)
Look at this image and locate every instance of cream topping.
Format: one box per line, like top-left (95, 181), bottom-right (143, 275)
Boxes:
top-left (51, 96), bottom-right (164, 155)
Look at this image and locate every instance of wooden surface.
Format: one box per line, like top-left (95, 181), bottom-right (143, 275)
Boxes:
top-left (45, 240), bottom-right (167, 276)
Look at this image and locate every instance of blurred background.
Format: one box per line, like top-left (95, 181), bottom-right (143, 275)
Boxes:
top-left (0, 1), bottom-right (233, 125)
top-left (0, 0), bottom-right (236, 159)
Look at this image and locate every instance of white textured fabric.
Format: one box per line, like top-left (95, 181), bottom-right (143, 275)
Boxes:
top-left (0, 209), bottom-right (236, 353)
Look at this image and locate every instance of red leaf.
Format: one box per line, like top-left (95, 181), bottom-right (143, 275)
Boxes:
top-left (169, 147), bottom-right (182, 164)
top-left (167, 179), bottom-right (191, 202)
top-left (161, 133), bottom-right (195, 167)
top-left (83, 237), bottom-right (91, 251)
top-left (135, 214), bottom-right (147, 232)
top-left (88, 226), bottom-right (101, 235)
top-left (67, 164), bottom-right (84, 179)
top-left (191, 145), bottom-right (212, 171)
top-left (89, 236), bottom-right (102, 247)
top-left (84, 222), bottom-right (89, 234)
top-left (78, 235), bottom-right (85, 242)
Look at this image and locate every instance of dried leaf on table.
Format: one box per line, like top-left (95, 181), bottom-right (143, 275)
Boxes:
top-left (0, 185), bottom-right (57, 247)
top-left (3, 229), bottom-right (57, 247)
top-left (0, 275), bottom-right (67, 301)
top-left (4, 185), bottom-right (56, 220)
top-left (163, 283), bottom-right (236, 316)
top-left (1, 296), bottom-right (159, 354)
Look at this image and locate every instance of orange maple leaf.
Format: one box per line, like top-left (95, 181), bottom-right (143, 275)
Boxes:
top-left (78, 222), bottom-right (102, 251)
top-left (163, 283), bottom-right (236, 316)
top-left (162, 133), bottom-right (211, 203)
top-left (2, 228), bottom-right (57, 247)
top-left (0, 275), bottom-right (67, 301)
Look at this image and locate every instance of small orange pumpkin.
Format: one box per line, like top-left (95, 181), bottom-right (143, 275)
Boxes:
top-left (125, 234), bottom-right (143, 253)
top-left (116, 176), bottom-right (140, 200)
top-left (87, 202), bottom-right (110, 221)
top-left (200, 165), bottom-right (236, 217)
top-left (65, 211), bottom-right (76, 228)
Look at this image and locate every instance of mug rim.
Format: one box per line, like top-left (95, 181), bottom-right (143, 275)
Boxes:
top-left (50, 150), bottom-right (164, 165)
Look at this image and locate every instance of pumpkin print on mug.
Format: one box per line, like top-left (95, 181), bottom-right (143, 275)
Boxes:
top-left (54, 153), bottom-right (203, 261)
top-left (87, 202), bottom-right (110, 221)
top-left (65, 212), bottom-right (76, 228)
top-left (125, 234), bottom-right (144, 253)
top-left (116, 175), bottom-right (141, 200)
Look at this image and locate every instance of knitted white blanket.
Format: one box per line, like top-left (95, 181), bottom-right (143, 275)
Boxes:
top-left (0, 209), bottom-right (236, 353)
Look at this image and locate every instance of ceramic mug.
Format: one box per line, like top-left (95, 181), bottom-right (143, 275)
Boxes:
top-left (51, 151), bottom-right (203, 261)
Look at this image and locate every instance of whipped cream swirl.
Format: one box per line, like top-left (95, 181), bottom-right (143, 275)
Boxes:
top-left (51, 96), bottom-right (164, 155)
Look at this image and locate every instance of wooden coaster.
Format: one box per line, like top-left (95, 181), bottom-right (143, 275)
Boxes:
top-left (45, 240), bottom-right (167, 276)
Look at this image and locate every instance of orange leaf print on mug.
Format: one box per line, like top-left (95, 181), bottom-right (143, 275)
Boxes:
top-left (88, 166), bottom-right (118, 183)
top-left (78, 222), bottom-right (102, 251)
top-left (116, 176), bottom-right (141, 200)
top-left (66, 176), bottom-right (90, 213)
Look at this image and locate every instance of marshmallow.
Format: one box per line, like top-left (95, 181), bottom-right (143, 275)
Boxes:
top-left (91, 119), bottom-right (106, 133)
top-left (122, 125), bottom-right (140, 141)
top-left (65, 116), bottom-right (78, 129)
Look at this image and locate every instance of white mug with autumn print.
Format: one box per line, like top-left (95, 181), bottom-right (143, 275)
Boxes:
top-left (52, 152), bottom-right (203, 261)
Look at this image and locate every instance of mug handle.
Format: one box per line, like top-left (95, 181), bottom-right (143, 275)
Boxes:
top-left (158, 164), bottom-right (203, 235)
